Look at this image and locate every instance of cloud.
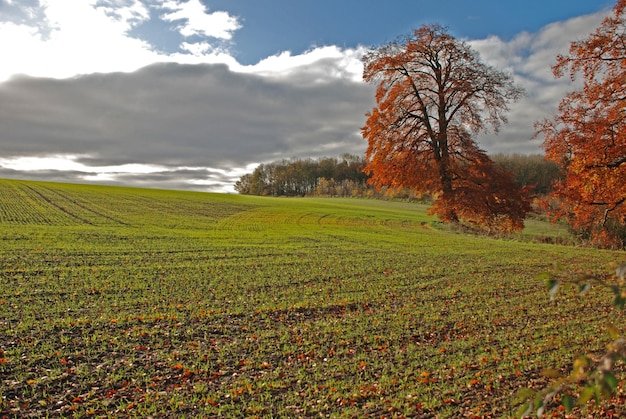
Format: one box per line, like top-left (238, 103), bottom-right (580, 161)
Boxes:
top-left (468, 9), bottom-right (609, 154)
top-left (160, 0), bottom-right (241, 39)
top-left (0, 1), bottom-right (615, 191)
top-left (0, 60), bottom-right (374, 191)
top-left (246, 46), bottom-right (366, 83)
top-left (0, 0), bottom-right (364, 83)
top-left (0, 0), bottom-right (245, 81)
top-left (96, 0), bottom-right (151, 28)
top-left (0, 154), bottom-right (255, 192)
top-left (0, 0), bottom-right (370, 191)
top-left (0, 0), bottom-right (161, 80)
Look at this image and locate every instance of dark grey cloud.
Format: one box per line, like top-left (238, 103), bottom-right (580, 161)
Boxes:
top-left (0, 62), bottom-right (374, 183)
top-left (4, 5), bottom-right (607, 195)
top-left (0, 167), bottom-right (95, 184)
top-left (108, 169), bottom-right (236, 191)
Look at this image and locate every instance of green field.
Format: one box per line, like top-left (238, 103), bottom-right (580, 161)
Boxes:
top-left (0, 179), bottom-right (623, 418)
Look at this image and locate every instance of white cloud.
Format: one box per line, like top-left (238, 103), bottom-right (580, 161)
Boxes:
top-left (0, 0), bottom-right (362, 84)
top-left (96, 0), bottom-right (151, 28)
top-left (244, 45), bottom-right (366, 83)
top-left (0, 0), bottom-right (245, 82)
top-left (0, 0), bottom-right (159, 80)
top-left (466, 9), bottom-right (610, 154)
top-left (160, 0), bottom-right (241, 39)
top-left (180, 41), bottom-right (215, 55)
top-left (0, 154), bottom-right (254, 192)
top-left (470, 11), bottom-right (606, 86)
top-left (0, 154), bottom-right (166, 174)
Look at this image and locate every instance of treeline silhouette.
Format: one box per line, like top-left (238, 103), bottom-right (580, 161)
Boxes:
top-left (234, 153), bottom-right (560, 198)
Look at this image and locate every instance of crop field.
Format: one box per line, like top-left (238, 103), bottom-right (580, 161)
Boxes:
top-left (0, 178), bottom-right (624, 418)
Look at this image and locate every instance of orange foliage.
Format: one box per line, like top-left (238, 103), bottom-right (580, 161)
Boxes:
top-left (536, 0), bottom-right (626, 247)
top-left (362, 24), bottom-right (529, 232)
top-left (429, 151), bottom-right (531, 232)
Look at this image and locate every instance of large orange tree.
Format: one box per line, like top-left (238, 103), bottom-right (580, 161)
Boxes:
top-left (362, 24), bottom-right (529, 232)
top-left (537, 0), bottom-right (626, 247)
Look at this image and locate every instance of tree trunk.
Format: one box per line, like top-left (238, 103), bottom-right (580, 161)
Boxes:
top-left (439, 164), bottom-right (459, 223)
top-left (437, 127), bottom-right (459, 224)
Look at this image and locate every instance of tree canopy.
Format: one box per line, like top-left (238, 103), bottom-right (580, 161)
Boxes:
top-left (361, 24), bottom-right (530, 232)
top-left (234, 155), bottom-right (369, 197)
top-left (536, 0), bottom-right (626, 247)
top-left (234, 153), bottom-right (558, 203)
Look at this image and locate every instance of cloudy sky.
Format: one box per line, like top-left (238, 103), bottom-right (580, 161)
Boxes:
top-left (0, 0), bottom-right (616, 192)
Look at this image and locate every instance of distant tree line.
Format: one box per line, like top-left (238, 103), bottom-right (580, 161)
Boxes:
top-left (490, 153), bottom-right (561, 195)
top-left (234, 154), bottom-right (371, 197)
top-left (235, 153), bottom-right (561, 199)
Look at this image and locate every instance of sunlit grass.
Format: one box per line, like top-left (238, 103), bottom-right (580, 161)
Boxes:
top-left (0, 179), bottom-right (622, 417)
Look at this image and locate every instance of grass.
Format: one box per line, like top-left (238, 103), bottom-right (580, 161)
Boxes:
top-left (0, 178), bottom-right (624, 418)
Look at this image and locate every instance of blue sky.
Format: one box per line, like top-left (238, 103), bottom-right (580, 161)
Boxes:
top-left (206, 0), bottom-right (614, 64)
top-left (0, 0), bottom-right (617, 191)
top-left (120, 1), bottom-right (616, 64)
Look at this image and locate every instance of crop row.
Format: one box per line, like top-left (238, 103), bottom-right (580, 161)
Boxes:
top-left (0, 180), bottom-right (624, 417)
top-left (0, 180), bottom-right (257, 228)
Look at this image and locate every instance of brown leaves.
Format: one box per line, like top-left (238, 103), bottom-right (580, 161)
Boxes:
top-left (537, 0), bottom-right (626, 248)
top-left (362, 24), bottom-right (528, 233)
top-left (428, 151), bottom-right (532, 233)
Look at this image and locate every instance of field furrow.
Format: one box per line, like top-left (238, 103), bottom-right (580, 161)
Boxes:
top-left (0, 179), bottom-right (623, 418)
top-left (0, 181), bottom-right (74, 225)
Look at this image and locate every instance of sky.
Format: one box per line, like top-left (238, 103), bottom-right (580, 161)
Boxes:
top-left (0, 0), bottom-right (617, 192)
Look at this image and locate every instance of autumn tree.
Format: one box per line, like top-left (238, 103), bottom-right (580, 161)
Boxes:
top-left (536, 0), bottom-right (626, 247)
top-left (362, 24), bottom-right (530, 232)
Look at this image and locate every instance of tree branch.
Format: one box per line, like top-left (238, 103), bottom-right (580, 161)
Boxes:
top-left (586, 155), bottom-right (626, 169)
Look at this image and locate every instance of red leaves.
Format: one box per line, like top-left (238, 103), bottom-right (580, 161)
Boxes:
top-left (210, 370), bottom-right (224, 380)
top-left (238, 359), bottom-right (252, 367)
top-left (419, 371), bottom-right (435, 384)
top-left (425, 149), bottom-right (531, 233)
top-left (362, 24), bottom-right (528, 233)
top-left (537, 0), bottom-right (626, 247)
